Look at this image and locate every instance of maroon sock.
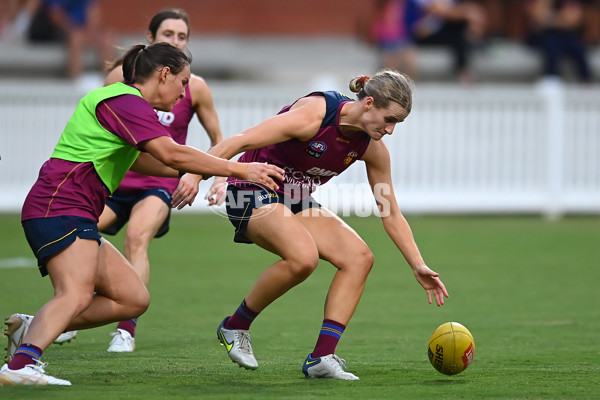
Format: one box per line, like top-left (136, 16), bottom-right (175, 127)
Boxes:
top-left (311, 319), bottom-right (346, 358)
top-left (8, 343), bottom-right (43, 370)
top-left (224, 300), bottom-right (259, 330)
top-left (116, 319), bottom-right (137, 337)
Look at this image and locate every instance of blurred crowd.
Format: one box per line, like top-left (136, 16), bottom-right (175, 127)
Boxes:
top-left (2, 0), bottom-right (599, 84)
top-left (1, 0), bottom-right (113, 84)
top-left (360, 0), bottom-right (599, 83)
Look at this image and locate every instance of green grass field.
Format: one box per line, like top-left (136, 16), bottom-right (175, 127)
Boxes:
top-left (0, 212), bottom-right (598, 399)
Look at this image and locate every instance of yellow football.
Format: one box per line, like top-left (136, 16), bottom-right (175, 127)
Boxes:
top-left (428, 322), bottom-right (475, 375)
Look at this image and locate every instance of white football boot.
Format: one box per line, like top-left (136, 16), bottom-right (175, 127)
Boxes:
top-left (107, 329), bottom-right (135, 352)
top-left (4, 313), bottom-right (78, 362)
top-left (0, 360), bottom-right (71, 386)
top-left (3, 314), bottom-right (33, 363)
top-left (54, 330), bottom-right (78, 345)
top-left (217, 317), bottom-right (258, 369)
top-left (302, 353), bottom-right (359, 380)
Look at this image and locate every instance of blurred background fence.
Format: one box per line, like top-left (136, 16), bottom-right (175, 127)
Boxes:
top-left (1, 0), bottom-right (600, 217)
top-left (1, 80), bottom-right (598, 217)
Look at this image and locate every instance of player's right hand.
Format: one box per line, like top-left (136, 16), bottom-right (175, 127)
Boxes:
top-left (245, 162), bottom-right (284, 191)
top-left (412, 264), bottom-right (449, 307)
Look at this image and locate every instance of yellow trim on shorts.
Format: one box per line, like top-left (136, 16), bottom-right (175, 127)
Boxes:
top-left (236, 203), bottom-right (252, 234)
top-left (35, 228), bottom-right (77, 256)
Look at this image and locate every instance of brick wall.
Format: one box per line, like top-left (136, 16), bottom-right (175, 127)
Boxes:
top-left (99, 0), bottom-right (371, 36)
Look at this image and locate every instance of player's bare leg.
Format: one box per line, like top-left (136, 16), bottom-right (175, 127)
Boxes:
top-left (217, 203), bottom-right (319, 369)
top-left (105, 196), bottom-right (167, 352)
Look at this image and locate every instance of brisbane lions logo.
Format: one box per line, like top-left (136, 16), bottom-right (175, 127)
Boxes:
top-left (305, 141), bottom-right (327, 159)
top-left (344, 151), bottom-right (358, 166)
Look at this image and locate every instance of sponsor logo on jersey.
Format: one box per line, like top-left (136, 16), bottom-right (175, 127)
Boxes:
top-left (336, 136), bottom-right (350, 144)
top-left (156, 110), bottom-right (175, 127)
top-left (305, 167), bottom-right (338, 177)
top-left (305, 141), bottom-right (327, 159)
top-left (344, 151), bottom-right (358, 166)
top-left (282, 166), bottom-right (334, 192)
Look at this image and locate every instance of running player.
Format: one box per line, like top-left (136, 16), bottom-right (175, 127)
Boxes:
top-left (195, 69), bottom-right (449, 380)
top-left (0, 42), bottom-right (283, 386)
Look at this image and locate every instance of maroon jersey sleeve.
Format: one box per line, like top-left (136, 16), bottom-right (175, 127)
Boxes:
top-left (96, 94), bottom-right (172, 149)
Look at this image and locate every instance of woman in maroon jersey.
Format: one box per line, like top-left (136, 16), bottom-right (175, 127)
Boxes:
top-left (99, 8), bottom-right (226, 352)
top-left (196, 69), bottom-right (449, 380)
top-left (0, 42), bottom-right (283, 386)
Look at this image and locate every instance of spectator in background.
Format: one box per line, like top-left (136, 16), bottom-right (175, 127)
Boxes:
top-left (526, 0), bottom-right (593, 83)
top-left (405, 0), bottom-right (487, 83)
top-left (1, 0), bottom-right (40, 41)
top-left (365, 0), bottom-right (418, 79)
top-left (29, 0), bottom-right (115, 85)
top-left (581, 0), bottom-right (600, 45)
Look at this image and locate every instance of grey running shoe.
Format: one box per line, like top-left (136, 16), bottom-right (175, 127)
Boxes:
top-left (0, 360), bottom-right (71, 386)
top-left (3, 314), bottom-right (33, 363)
top-left (217, 317), bottom-right (258, 370)
top-left (302, 353), bottom-right (359, 380)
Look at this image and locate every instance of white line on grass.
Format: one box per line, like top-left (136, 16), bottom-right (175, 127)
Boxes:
top-left (0, 257), bottom-right (36, 269)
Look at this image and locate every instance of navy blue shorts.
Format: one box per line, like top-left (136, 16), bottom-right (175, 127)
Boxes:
top-left (103, 188), bottom-right (172, 238)
top-left (22, 216), bottom-right (102, 277)
top-left (225, 185), bottom-right (321, 244)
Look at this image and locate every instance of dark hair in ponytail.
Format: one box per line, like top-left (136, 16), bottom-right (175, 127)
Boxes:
top-left (122, 42), bottom-right (191, 84)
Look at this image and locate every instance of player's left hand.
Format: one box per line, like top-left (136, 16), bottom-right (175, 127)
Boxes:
top-left (412, 264), bottom-right (449, 307)
top-left (171, 173), bottom-right (202, 210)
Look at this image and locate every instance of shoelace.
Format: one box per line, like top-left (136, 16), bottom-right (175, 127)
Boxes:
top-left (235, 331), bottom-right (253, 355)
top-left (330, 354), bottom-right (348, 371)
top-left (27, 359), bottom-right (48, 374)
